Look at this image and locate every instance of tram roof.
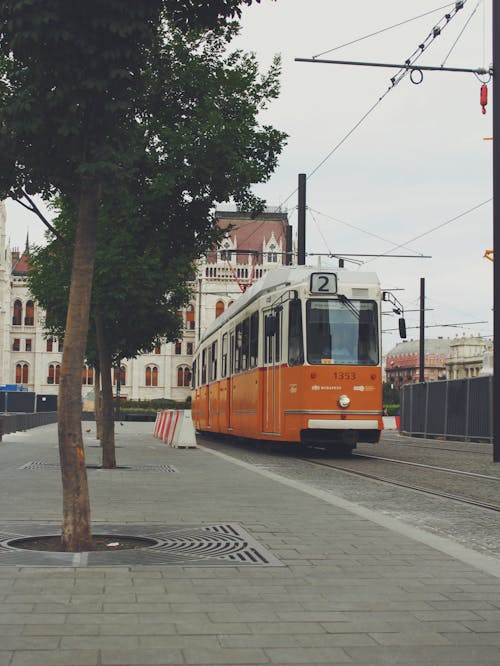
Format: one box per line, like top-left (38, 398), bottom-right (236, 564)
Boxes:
top-left (200, 265), bottom-right (380, 345)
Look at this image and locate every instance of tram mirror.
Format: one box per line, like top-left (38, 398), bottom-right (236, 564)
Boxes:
top-left (265, 315), bottom-right (277, 337)
top-left (398, 317), bottom-right (407, 339)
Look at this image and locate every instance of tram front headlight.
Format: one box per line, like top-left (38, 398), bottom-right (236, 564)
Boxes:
top-left (338, 394), bottom-right (350, 409)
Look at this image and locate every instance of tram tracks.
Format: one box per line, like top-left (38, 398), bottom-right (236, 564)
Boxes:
top-left (299, 453), bottom-right (500, 513)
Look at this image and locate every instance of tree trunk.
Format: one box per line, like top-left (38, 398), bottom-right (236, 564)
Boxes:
top-left (58, 178), bottom-right (100, 551)
top-left (94, 366), bottom-right (103, 441)
top-left (95, 312), bottom-right (116, 468)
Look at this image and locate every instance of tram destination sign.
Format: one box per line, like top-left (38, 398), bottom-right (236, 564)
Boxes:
top-left (310, 272), bottom-right (337, 294)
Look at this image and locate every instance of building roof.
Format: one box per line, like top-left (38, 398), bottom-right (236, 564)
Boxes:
top-left (386, 338), bottom-right (452, 357)
top-left (12, 251), bottom-right (30, 276)
top-left (213, 210), bottom-right (289, 265)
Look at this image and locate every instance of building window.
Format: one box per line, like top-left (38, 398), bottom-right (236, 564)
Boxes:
top-left (48, 363), bottom-right (60, 385)
top-left (186, 342), bottom-right (193, 355)
top-left (82, 365), bottom-right (94, 385)
top-left (175, 341), bottom-right (182, 355)
top-left (12, 338), bottom-right (20, 351)
top-left (113, 365), bottom-right (126, 386)
top-left (186, 305), bottom-right (195, 330)
top-left (220, 242), bottom-right (232, 261)
top-left (177, 365), bottom-right (191, 387)
top-left (267, 244), bottom-right (278, 263)
top-left (215, 300), bottom-right (225, 318)
top-left (58, 339), bottom-right (64, 352)
top-left (154, 345), bottom-right (161, 355)
top-left (13, 300), bottom-right (22, 326)
top-left (25, 339), bottom-right (32, 352)
top-left (145, 365), bottom-right (158, 386)
top-left (24, 300), bottom-right (34, 326)
top-left (46, 339), bottom-right (53, 352)
top-left (15, 363), bottom-right (28, 384)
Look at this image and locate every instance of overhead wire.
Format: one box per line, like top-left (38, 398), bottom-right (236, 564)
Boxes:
top-left (307, 206), bottom-right (425, 257)
top-left (276, 1), bottom-right (469, 211)
top-left (362, 197), bottom-right (492, 265)
top-left (441, 0), bottom-right (482, 67)
top-left (313, 3), bottom-right (456, 59)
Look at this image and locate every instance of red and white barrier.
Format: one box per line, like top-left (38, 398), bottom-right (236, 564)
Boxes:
top-left (382, 416), bottom-right (400, 430)
top-left (153, 410), bottom-right (197, 448)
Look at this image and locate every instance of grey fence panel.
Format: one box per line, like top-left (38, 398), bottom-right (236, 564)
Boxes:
top-left (400, 376), bottom-right (492, 442)
top-left (467, 376), bottom-right (492, 439)
top-left (409, 383), bottom-right (427, 434)
top-left (446, 380), bottom-right (467, 437)
top-left (0, 412), bottom-right (58, 438)
top-left (426, 381), bottom-right (447, 436)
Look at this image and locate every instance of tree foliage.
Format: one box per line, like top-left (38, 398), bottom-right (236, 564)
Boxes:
top-left (0, 0), bottom-right (284, 550)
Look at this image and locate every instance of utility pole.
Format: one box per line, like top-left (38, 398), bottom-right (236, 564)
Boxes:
top-left (297, 174), bottom-right (306, 265)
top-left (493, 1), bottom-right (499, 462)
top-left (296, 5), bottom-right (497, 459)
top-left (419, 278), bottom-right (425, 384)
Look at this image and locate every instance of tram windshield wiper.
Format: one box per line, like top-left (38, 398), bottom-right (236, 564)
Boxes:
top-left (337, 294), bottom-right (360, 320)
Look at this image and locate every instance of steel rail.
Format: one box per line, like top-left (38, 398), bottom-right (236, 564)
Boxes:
top-left (352, 452), bottom-right (500, 481)
top-left (380, 434), bottom-right (490, 455)
top-left (300, 457), bottom-right (500, 513)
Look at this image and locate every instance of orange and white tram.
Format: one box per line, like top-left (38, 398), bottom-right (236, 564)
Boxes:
top-left (192, 266), bottom-right (387, 452)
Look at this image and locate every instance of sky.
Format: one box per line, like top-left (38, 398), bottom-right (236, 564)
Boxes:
top-left (4, 0), bottom-right (494, 354)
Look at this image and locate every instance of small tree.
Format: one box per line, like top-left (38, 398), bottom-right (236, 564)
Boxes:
top-left (25, 11), bottom-right (286, 494)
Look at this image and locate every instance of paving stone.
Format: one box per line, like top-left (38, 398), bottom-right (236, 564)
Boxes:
top-left (182, 646), bottom-right (268, 664)
top-left (1, 423), bottom-right (500, 666)
top-left (265, 646), bottom-right (349, 663)
top-left (10, 650), bottom-right (99, 666)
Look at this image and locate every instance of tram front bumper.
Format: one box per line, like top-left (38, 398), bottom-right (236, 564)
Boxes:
top-left (307, 419), bottom-right (379, 429)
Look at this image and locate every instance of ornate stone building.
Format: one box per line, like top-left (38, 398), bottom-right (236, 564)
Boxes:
top-left (385, 335), bottom-right (493, 389)
top-left (0, 203), bottom-right (289, 403)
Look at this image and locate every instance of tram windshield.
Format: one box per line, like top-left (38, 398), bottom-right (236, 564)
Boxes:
top-left (306, 299), bottom-right (379, 365)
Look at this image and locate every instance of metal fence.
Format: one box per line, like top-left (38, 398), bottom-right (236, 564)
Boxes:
top-left (0, 412), bottom-right (58, 439)
top-left (400, 376), bottom-right (492, 442)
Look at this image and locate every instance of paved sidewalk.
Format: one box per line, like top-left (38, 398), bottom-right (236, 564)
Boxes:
top-left (0, 422), bottom-right (499, 665)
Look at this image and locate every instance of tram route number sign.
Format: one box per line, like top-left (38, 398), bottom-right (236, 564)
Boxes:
top-left (310, 272), bottom-right (337, 294)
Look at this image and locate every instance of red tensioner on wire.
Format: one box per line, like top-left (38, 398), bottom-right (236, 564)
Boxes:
top-left (480, 84), bottom-right (488, 115)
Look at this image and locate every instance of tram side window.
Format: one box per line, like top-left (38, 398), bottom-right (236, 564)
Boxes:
top-left (210, 340), bottom-right (218, 381)
top-left (275, 310), bottom-right (281, 363)
top-left (235, 323), bottom-right (242, 372)
top-left (221, 334), bottom-right (228, 377)
top-left (264, 314), bottom-right (273, 364)
top-left (241, 317), bottom-right (249, 370)
top-left (201, 348), bottom-right (207, 384)
top-left (264, 310), bottom-right (281, 364)
top-left (235, 319), bottom-right (250, 372)
top-left (288, 300), bottom-right (304, 366)
top-left (249, 311), bottom-right (259, 368)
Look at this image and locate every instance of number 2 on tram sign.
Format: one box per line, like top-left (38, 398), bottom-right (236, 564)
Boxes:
top-left (310, 273), bottom-right (337, 294)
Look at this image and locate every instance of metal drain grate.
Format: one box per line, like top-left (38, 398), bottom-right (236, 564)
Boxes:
top-left (19, 461), bottom-right (178, 473)
top-left (0, 523), bottom-right (282, 567)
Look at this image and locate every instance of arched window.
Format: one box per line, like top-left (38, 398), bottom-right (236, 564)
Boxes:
top-left (13, 300), bottom-right (22, 326)
top-left (48, 363), bottom-right (60, 385)
top-left (177, 365), bottom-right (191, 387)
top-left (186, 305), bottom-right (195, 330)
top-left (25, 300), bottom-right (34, 326)
top-left (46, 339), bottom-right (53, 352)
top-left (145, 365), bottom-right (158, 386)
top-left (113, 365), bottom-right (126, 386)
top-left (15, 363), bottom-right (29, 384)
top-left (215, 300), bottom-right (225, 318)
top-left (82, 365), bottom-right (94, 385)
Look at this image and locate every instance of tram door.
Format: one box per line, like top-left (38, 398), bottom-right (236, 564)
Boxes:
top-left (262, 307), bottom-right (282, 435)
